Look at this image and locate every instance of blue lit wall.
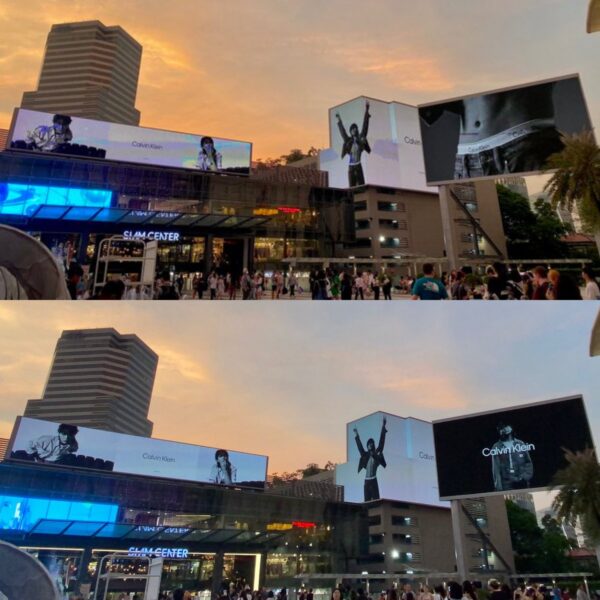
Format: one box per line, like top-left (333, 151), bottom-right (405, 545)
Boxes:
top-left (0, 182), bottom-right (113, 217)
top-left (0, 494), bottom-right (118, 532)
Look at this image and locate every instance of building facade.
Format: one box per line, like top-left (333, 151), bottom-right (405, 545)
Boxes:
top-left (0, 150), bottom-right (354, 282)
top-left (22, 21), bottom-right (142, 125)
top-left (0, 460), bottom-right (366, 596)
top-left (24, 328), bottom-right (157, 436)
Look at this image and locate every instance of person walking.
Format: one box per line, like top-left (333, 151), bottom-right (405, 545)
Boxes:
top-left (582, 267), bottom-right (600, 299)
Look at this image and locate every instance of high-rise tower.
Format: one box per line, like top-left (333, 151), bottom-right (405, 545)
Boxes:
top-left (21, 21), bottom-right (142, 125)
top-left (24, 328), bottom-right (157, 436)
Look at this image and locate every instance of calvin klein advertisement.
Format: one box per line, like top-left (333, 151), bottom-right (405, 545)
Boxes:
top-left (335, 412), bottom-right (448, 507)
top-left (319, 97), bottom-right (433, 193)
top-left (418, 74), bottom-right (594, 185)
top-left (9, 109), bottom-right (252, 175)
top-left (433, 395), bottom-right (595, 500)
top-left (8, 417), bottom-right (268, 489)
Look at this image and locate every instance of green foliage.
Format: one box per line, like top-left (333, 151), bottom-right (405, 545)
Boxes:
top-left (505, 500), bottom-right (575, 573)
top-left (496, 185), bottom-right (570, 258)
top-left (544, 130), bottom-right (600, 231)
top-left (255, 147), bottom-right (321, 168)
top-left (552, 448), bottom-right (600, 544)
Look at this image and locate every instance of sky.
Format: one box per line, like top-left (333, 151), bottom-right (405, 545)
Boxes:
top-left (0, 302), bottom-right (598, 512)
top-left (0, 0), bottom-right (599, 195)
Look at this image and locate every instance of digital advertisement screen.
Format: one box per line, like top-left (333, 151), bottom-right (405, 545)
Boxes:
top-left (8, 109), bottom-right (252, 175)
top-left (0, 183), bottom-right (113, 217)
top-left (319, 97), bottom-right (433, 193)
top-left (433, 395), bottom-right (595, 500)
top-left (418, 75), bottom-right (594, 185)
top-left (335, 412), bottom-right (448, 508)
top-left (8, 417), bottom-right (268, 489)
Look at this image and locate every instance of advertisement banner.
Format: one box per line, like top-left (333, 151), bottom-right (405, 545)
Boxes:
top-left (335, 411), bottom-right (448, 507)
top-left (8, 417), bottom-right (268, 489)
top-left (432, 395), bottom-right (595, 500)
top-left (8, 109), bottom-right (252, 175)
top-left (418, 74), bottom-right (594, 185)
top-left (319, 97), bottom-right (432, 193)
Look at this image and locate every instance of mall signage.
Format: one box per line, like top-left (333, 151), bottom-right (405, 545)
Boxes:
top-left (335, 412), bottom-right (448, 507)
top-left (319, 96), bottom-right (432, 193)
top-left (432, 395), bottom-right (595, 500)
top-left (7, 417), bottom-right (268, 489)
top-left (8, 108), bottom-right (252, 175)
top-left (123, 230), bottom-right (181, 242)
top-left (418, 74), bottom-right (594, 185)
top-left (128, 547), bottom-right (190, 559)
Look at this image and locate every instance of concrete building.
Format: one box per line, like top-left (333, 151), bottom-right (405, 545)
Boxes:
top-left (355, 495), bottom-right (514, 577)
top-left (22, 21), bottom-right (142, 125)
top-left (496, 176), bottom-right (529, 199)
top-left (24, 328), bottom-right (157, 436)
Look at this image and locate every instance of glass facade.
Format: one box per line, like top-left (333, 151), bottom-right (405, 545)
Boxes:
top-left (0, 152), bottom-right (355, 274)
top-left (0, 462), bottom-right (367, 594)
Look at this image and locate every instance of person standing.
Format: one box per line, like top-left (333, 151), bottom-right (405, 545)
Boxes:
top-left (209, 272), bottom-right (218, 300)
top-left (532, 266), bottom-right (550, 300)
top-left (411, 264), bottom-right (448, 300)
top-left (382, 273), bottom-right (393, 300)
top-left (341, 271), bottom-right (353, 300)
top-left (582, 267), bottom-right (600, 300)
top-left (288, 271), bottom-right (298, 298)
top-left (575, 585), bottom-right (588, 600)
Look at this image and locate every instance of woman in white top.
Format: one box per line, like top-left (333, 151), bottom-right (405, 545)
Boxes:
top-left (582, 267), bottom-right (600, 300)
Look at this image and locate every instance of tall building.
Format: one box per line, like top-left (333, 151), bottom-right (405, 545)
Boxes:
top-left (505, 492), bottom-right (536, 515)
top-left (21, 21), bottom-right (142, 125)
top-left (0, 438), bottom-right (8, 461)
top-left (24, 328), bottom-right (158, 436)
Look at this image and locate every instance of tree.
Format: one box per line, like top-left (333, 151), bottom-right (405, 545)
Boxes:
top-left (552, 448), bottom-right (600, 564)
top-left (301, 463), bottom-right (323, 478)
top-left (496, 185), bottom-right (570, 258)
top-left (544, 130), bottom-right (600, 253)
top-left (505, 500), bottom-right (575, 573)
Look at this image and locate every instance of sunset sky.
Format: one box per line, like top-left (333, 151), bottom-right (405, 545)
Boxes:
top-left (0, 302), bottom-right (598, 511)
top-left (0, 0), bottom-right (598, 195)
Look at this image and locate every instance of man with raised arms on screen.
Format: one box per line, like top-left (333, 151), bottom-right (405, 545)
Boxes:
top-left (336, 100), bottom-right (371, 187)
top-left (354, 416), bottom-right (387, 502)
top-left (487, 422), bottom-right (534, 491)
top-left (453, 83), bottom-right (564, 178)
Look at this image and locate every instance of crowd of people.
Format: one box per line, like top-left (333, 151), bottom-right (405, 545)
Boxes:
top-left (68, 262), bottom-right (600, 302)
top-left (411, 263), bottom-right (600, 301)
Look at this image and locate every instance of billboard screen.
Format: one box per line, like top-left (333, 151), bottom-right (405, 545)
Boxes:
top-left (9, 109), bottom-right (252, 175)
top-left (418, 74), bottom-right (594, 185)
top-left (335, 412), bottom-right (448, 508)
top-left (319, 97), bottom-right (433, 193)
top-left (433, 395), bottom-right (595, 500)
top-left (7, 417), bottom-right (268, 489)
top-left (0, 183), bottom-right (113, 217)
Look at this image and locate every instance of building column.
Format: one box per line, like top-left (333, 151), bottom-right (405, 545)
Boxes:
top-left (211, 550), bottom-right (226, 599)
top-left (76, 546), bottom-right (94, 594)
top-left (77, 232), bottom-right (89, 265)
top-left (451, 499), bottom-right (469, 582)
top-left (438, 185), bottom-right (460, 271)
top-left (205, 235), bottom-right (214, 274)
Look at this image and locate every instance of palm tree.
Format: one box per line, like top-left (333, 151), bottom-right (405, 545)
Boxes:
top-left (544, 130), bottom-right (600, 253)
top-left (552, 448), bottom-right (600, 564)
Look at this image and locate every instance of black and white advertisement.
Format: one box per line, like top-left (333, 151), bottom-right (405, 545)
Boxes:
top-left (335, 411), bottom-right (448, 507)
top-left (418, 74), bottom-right (594, 185)
top-left (7, 417), bottom-right (268, 489)
top-left (433, 395), bottom-right (595, 500)
top-left (9, 108), bottom-right (252, 175)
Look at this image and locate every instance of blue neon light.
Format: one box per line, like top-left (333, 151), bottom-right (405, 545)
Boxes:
top-left (0, 182), bottom-right (113, 217)
top-left (0, 494), bottom-right (118, 532)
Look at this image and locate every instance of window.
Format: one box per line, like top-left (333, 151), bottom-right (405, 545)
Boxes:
top-left (355, 219), bottom-right (370, 230)
top-left (391, 515), bottom-right (413, 526)
top-left (379, 237), bottom-right (409, 249)
top-left (370, 534), bottom-right (384, 545)
top-left (377, 201), bottom-right (405, 212)
top-left (379, 219), bottom-right (407, 230)
top-left (354, 201), bottom-right (367, 212)
top-left (348, 238), bottom-right (372, 249)
top-left (368, 515), bottom-right (382, 527)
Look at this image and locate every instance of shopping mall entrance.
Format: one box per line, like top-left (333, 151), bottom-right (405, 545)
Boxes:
top-left (210, 237), bottom-right (249, 279)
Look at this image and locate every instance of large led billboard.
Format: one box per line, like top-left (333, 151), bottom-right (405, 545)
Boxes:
top-left (319, 97), bottom-right (433, 193)
top-left (0, 183), bottom-right (113, 217)
top-left (335, 412), bottom-right (448, 508)
top-left (8, 108), bottom-right (252, 175)
top-left (8, 417), bottom-right (268, 489)
top-left (433, 395), bottom-right (595, 500)
top-left (418, 74), bottom-right (594, 185)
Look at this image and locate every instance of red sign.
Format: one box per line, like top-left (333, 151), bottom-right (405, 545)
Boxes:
top-left (292, 521), bottom-right (317, 528)
top-left (277, 207), bottom-right (301, 214)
